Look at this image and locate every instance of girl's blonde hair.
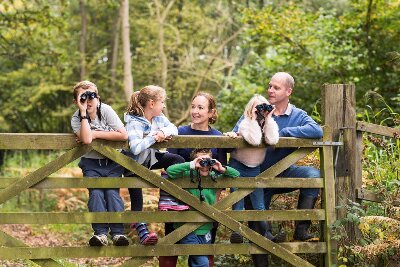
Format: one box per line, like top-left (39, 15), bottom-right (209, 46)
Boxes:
top-left (192, 92), bottom-right (218, 124)
top-left (72, 80), bottom-right (98, 100)
top-left (244, 94), bottom-right (270, 119)
top-left (126, 85), bottom-right (166, 116)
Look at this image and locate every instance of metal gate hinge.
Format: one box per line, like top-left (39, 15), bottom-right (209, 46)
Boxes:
top-left (312, 141), bottom-right (343, 146)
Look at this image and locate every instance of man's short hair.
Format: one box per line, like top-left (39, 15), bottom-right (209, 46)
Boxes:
top-left (190, 148), bottom-right (212, 160)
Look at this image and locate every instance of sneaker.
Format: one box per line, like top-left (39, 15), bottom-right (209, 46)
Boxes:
top-left (158, 199), bottom-right (190, 211)
top-left (131, 223), bottom-right (158, 245)
top-left (230, 231), bottom-right (244, 244)
top-left (158, 190), bottom-right (190, 211)
top-left (89, 234), bottom-right (108, 246)
top-left (112, 234), bottom-right (129, 246)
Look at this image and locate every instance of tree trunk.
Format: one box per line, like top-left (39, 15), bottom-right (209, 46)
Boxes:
top-left (79, 0), bottom-right (87, 80)
top-left (121, 0), bottom-right (134, 101)
top-left (174, 27), bottom-right (243, 125)
top-left (111, 6), bottom-right (122, 93)
top-left (154, 0), bottom-right (176, 117)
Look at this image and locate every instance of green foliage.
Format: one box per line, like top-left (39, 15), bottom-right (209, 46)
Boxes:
top-left (1, 1), bottom-right (399, 133)
top-left (331, 100), bottom-right (399, 266)
top-left (224, 0), bottom-right (400, 117)
top-left (216, 76), bottom-right (264, 132)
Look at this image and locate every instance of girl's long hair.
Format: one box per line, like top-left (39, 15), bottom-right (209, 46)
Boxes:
top-left (244, 94), bottom-right (269, 119)
top-left (126, 85), bottom-right (166, 117)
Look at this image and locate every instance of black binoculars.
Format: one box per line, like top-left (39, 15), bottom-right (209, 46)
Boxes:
top-left (256, 103), bottom-right (274, 113)
top-left (80, 91), bottom-right (98, 103)
top-left (199, 158), bottom-right (216, 167)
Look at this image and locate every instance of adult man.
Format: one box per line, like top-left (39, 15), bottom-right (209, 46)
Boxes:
top-left (259, 72), bottom-right (322, 242)
top-left (228, 72), bottom-right (322, 266)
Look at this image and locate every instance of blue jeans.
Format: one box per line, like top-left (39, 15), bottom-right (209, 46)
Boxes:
top-left (229, 158), bottom-right (265, 211)
top-left (179, 232), bottom-right (212, 267)
top-left (263, 165), bottom-right (320, 209)
top-left (79, 157), bottom-right (125, 236)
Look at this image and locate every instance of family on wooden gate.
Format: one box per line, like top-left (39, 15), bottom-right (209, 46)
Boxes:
top-left (71, 71), bottom-right (323, 267)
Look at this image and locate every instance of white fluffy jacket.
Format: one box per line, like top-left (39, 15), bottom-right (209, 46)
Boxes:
top-left (231, 116), bottom-right (279, 167)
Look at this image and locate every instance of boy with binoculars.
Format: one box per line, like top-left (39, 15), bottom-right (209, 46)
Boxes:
top-left (165, 148), bottom-right (239, 267)
top-left (71, 81), bottom-right (129, 247)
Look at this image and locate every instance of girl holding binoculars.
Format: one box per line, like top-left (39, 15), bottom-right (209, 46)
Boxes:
top-left (224, 94), bottom-right (279, 243)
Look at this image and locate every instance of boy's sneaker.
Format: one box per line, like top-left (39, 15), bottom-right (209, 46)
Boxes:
top-left (112, 234), bottom-right (130, 246)
top-left (89, 234), bottom-right (108, 246)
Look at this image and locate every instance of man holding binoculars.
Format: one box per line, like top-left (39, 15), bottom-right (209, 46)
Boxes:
top-left (229, 72), bottom-right (323, 267)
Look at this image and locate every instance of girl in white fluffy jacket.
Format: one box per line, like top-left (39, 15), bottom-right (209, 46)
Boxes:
top-left (225, 94), bottom-right (279, 212)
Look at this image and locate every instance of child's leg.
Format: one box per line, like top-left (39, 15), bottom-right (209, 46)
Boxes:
top-left (228, 158), bottom-right (252, 243)
top-left (132, 222), bottom-right (158, 245)
top-left (151, 152), bottom-right (185, 169)
top-left (124, 159), bottom-right (158, 245)
top-left (159, 223), bottom-right (178, 266)
top-left (153, 152), bottom-right (189, 211)
top-left (88, 188), bottom-right (110, 235)
top-left (104, 160), bottom-right (129, 245)
top-left (104, 188), bottom-right (125, 235)
top-left (228, 158), bottom-right (247, 211)
top-left (128, 188), bottom-right (143, 211)
top-left (179, 232), bottom-right (210, 267)
top-left (80, 158), bottom-right (110, 238)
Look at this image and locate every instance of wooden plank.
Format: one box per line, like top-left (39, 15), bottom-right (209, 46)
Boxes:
top-left (0, 242), bottom-right (327, 259)
top-left (0, 133), bottom-right (77, 150)
top-left (0, 146), bottom-right (91, 204)
top-left (356, 188), bottom-right (400, 206)
top-left (93, 145), bottom-right (315, 267)
top-left (0, 133), bottom-right (320, 150)
top-left (122, 188), bottom-right (272, 267)
top-left (357, 121), bottom-right (400, 138)
top-left (0, 177), bottom-right (324, 189)
top-left (152, 135), bottom-right (320, 149)
top-left (320, 126), bottom-right (337, 267)
top-left (0, 231), bottom-right (64, 266)
top-left (0, 210), bottom-right (325, 224)
top-left (259, 148), bottom-right (317, 178)
top-left (329, 84), bottom-right (361, 243)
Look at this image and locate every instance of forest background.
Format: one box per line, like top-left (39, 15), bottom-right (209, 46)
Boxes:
top-left (0, 0), bottom-right (399, 266)
top-left (0, 0), bottom-right (399, 134)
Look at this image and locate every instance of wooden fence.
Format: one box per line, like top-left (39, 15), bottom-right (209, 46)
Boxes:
top-left (0, 132), bottom-right (336, 267)
top-left (0, 84), bottom-right (398, 266)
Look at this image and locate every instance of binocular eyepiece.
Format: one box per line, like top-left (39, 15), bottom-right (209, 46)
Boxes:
top-left (199, 158), bottom-right (216, 167)
top-left (80, 91), bottom-right (98, 103)
top-left (256, 103), bottom-right (274, 113)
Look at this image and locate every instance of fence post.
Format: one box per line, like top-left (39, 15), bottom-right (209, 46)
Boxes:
top-left (321, 84), bottom-right (360, 243)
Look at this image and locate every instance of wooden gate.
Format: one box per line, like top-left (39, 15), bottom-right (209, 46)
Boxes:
top-left (0, 130), bottom-right (336, 267)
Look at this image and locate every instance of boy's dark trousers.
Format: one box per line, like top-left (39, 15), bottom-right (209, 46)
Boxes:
top-left (79, 157), bottom-right (125, 236)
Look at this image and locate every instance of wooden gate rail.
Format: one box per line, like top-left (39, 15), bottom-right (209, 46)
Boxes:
top-left (355, 121), bottom-right (400, 204)
top-left (0, 133), bottom-right (335, 267)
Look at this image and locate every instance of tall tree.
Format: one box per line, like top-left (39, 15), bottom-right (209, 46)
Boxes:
top-left (79, 0), bottom-right (87, 80)
top-left (111, 5), bottom-right (122, 92)
top-left (121, 0), bottom-right (134, 101)
top-left (154, 0), bottom-right (176, 117)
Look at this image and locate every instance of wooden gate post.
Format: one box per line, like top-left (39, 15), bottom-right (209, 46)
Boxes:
top-left (321, 84), bottom-right (361, 243)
